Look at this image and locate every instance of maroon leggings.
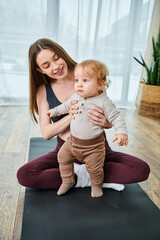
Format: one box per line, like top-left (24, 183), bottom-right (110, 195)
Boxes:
top-left (17, 136), bottom-right (150, 190)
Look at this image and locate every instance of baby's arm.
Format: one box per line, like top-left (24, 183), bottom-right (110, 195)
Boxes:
top-left (103, 97), bottom-right (128, 146)
top-left (112, 134), bottom-right (128, 146)
top-left (47, 93), bottom-right (77, 118)
top-left (47, 102), bottom-right (70, 118)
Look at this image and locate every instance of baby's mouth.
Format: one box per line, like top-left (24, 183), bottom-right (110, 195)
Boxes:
top-left (77, 90), bottom-right (84, 92)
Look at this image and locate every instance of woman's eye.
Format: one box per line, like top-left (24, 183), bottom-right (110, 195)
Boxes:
top-left (44, 65), bottom-right (49, 69)
top-left (54, 54), bottom-right (59, 60)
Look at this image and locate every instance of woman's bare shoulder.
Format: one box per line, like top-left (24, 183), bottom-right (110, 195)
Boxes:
top-left (37, 84), bottom-right (45, 94)
top-left (36, 84), bottom-right (46, 100)
top-left (36, 84), bottom-right (49, 111)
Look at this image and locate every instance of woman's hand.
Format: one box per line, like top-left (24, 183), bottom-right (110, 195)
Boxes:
top-left (88, 106), bottom-right (112, 129)
top-left (70, 100), bottom-right (79, 119)
top-left (70, 102), bottom-right (112, 129)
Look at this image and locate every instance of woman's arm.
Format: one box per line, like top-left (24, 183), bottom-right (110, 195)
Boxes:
top-left (36, 85), bottom-right (71, 140)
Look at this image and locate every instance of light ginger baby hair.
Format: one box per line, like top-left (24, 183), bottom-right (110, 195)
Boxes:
top-left (74, 59), bottom-right (110, 88)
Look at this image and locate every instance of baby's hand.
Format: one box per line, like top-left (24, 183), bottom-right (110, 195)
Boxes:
top-left (46, 110), bottom-right (53, 118)
top-left (112, 134), bottom-right (128, 146)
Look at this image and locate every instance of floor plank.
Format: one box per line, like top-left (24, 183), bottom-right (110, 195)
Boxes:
top-left (0, 107), bottom-right (31, 240)
top-left (4, 107), bottom-right (30, 153)
top-left (12, 116), bottom-right (41, 240)
top-left (0, 107), bottom-right (20, 155)
top-left (12, 191), bottom-right (25, 240)
top-left (0, 153), bottom-right (25, 239)
top-left (0, 107), bottom-right (7, 118)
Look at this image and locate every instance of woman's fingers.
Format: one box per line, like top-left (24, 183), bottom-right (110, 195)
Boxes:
top-left (71, 100), bottom-right (78, 104)
top-left (88, 107), bottom-right (112, 128)
top-left (88, 110), bottom-right (102, 121)
top-left (92, 106), bottom-right (104, 114)
top-left (88, 112), bottom-right (105, 127)
top-left (88, 108), bottom-right (104, 119)
top-left (70, 100), bottom-right (79, 119)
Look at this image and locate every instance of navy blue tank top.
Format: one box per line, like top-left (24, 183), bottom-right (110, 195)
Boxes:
top-left (45, 84), bottom-right (68, 122)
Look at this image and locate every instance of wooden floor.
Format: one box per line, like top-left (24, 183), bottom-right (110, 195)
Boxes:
top-left (0, 106), bottom-right (159, 240)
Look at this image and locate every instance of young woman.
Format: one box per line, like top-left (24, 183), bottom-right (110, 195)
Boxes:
top-left (17, 38), bottom-right (150, 191)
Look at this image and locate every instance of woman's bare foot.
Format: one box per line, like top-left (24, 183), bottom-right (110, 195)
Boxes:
top-left (91, 186), bottom-right (103, 197)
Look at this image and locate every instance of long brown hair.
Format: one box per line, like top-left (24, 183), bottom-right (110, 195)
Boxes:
top-left (29, 38), bottom-right (77, 123)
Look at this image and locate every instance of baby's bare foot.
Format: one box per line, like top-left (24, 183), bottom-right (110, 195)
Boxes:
top-left (91, 186), bottom-right (103, 198)
top-left (57, 181), bottom-right (75, 196)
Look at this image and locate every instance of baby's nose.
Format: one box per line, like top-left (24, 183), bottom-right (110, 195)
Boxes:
top-left (78, 81), bottom-right (83, 86)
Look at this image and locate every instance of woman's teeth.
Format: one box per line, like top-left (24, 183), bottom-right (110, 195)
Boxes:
top-left (56, 68), bottom-right (63, 74)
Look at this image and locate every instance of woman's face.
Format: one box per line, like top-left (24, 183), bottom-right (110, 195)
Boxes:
top-left (36, 49), bottom-right (69, 79)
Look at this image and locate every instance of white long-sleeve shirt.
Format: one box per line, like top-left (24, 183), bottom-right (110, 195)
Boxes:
top-left (50, 93), bottom-right (128, 139)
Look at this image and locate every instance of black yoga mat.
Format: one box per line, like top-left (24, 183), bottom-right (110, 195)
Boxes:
top-left (20, 137), bottom-right (160, 240)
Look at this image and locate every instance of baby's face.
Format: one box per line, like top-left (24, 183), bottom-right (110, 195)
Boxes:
top-left (74, 66), bottom-right (100, 98)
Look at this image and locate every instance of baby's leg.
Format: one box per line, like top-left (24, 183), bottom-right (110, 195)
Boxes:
top-left (91, 184), bottom-right (103, 197)
top-left (72, 133), bottom-right (105, 197)
top-left (57, 138), bottom-right (76, 195)
top-left (57, 180), bottom-right (75, 195)
top-left (85, 151), bottom-right (105, 198)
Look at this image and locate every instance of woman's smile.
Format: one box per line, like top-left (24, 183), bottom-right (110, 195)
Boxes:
top-left (54, 67), bottom-right (64, 76)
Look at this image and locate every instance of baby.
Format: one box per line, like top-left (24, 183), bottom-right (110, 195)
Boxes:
top-left (47, 60), bottom-right (128, 197)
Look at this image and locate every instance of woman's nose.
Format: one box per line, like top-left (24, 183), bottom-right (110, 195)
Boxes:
top-left (51, 61), bottom-right (58, 70)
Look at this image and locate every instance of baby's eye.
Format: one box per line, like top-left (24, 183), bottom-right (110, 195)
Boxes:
top-left (75, 79), bottom-right (79, 82)
top-left (83, 79), bottom-right (88, 82)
